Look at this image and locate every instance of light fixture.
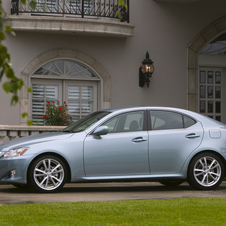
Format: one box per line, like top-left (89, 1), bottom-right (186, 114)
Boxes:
top-left (139, 51), bottom-right (154, 87)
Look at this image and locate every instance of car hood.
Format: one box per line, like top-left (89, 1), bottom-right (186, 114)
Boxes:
top-left (0, 132), bottom-right (74, 154)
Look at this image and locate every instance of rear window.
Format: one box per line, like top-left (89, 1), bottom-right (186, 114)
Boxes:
top-left (150, 111), bottom-right (196, 130)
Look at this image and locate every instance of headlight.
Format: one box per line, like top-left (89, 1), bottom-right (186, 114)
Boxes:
top-left (2, 147), bottom-right (29, 158)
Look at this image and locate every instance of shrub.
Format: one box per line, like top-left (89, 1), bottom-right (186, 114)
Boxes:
top-left (43, 101), bottom-right (73, 126)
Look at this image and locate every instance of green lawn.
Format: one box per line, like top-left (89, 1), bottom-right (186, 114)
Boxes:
top-left (1, 198), bottom-right (226, 225)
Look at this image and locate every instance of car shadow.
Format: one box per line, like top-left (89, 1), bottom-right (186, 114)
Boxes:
top-left (1, 182), bottom-right (225, 194)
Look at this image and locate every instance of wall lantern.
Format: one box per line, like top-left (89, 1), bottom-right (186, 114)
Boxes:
top-left (139, 51), bottom-right (154, 87)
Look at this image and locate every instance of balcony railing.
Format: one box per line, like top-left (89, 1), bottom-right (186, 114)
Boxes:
top-left (11, 0), bottom-right (129, 23)
top-left (0, 125), bottom-right (65, 144)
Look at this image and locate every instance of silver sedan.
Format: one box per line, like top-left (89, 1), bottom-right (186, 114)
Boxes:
top-left (0, 107), bottom-right (225, 192)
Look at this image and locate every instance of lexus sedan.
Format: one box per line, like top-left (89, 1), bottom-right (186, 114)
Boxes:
top-left (0, 107), bottom-right (226, 192)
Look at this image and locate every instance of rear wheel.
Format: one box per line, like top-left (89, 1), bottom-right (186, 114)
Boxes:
top-left (187, 152), bottom-right (225, 190)
top-left (28, 155), bottom-right (67, 193)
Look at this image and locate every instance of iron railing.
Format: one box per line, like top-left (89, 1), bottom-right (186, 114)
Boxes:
top-left (11, 0), bottom-right (129, 23)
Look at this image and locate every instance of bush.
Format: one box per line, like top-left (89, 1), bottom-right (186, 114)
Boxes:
top-left (43, 101), bottom-right (73, 126)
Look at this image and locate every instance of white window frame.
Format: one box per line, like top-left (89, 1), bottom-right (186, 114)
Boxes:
top-left (30, 59), bottom-right (100, 125)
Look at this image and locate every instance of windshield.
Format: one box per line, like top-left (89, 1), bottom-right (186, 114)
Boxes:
top-left (62, 111), bottom-right (111, 133)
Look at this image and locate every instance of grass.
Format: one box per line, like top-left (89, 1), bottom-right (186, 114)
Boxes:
top-left (0, 198), bottom-right (226, 225)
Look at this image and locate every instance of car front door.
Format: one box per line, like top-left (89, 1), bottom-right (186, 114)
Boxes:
top-left (148, 110), bottom-right (204, 175)
top-left (83, 111), bottom-right (150, 177)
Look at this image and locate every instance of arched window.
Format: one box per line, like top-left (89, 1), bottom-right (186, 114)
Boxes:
top-left (31, 59), bottom-right (100, 125)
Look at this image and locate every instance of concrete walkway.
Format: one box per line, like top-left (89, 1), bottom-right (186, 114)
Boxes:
top-left (0, 181), bottom-right (226, 205)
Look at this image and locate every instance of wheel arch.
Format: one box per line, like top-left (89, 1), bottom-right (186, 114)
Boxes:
top-left (27, 152), bottom-right (72, 183)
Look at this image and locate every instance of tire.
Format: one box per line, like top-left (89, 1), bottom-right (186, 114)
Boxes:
top-left (159, 180), bottom-right (184, 187)
top-left (187, 152), bottom-right (225, 190)
top-left (28, 155), bottom-right (67, 193)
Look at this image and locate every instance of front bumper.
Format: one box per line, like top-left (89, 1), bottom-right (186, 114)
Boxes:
top-left (0, 157), bottom-right (30, 184)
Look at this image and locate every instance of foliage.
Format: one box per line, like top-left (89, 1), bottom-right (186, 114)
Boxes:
top-left (117, 0), bottom-right (128, 20)
top-left (43, 101), bottom-right (73, 126)
top-left (1, 198), bottom-right (226, 225)
top-left (0, 0), bottom-right (36, 125)
top-left (0, 0), bottom-right (36, 104)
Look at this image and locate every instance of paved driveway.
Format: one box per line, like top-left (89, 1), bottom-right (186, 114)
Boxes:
top-left (1, 182), bottom-right (226, 205)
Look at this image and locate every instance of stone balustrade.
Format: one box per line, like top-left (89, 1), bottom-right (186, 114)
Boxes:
top-left (0, 125), bottom-right (65, 145)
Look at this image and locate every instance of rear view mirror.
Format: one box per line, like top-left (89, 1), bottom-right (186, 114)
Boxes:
top-left (93, 126), bottom-right (108, 136)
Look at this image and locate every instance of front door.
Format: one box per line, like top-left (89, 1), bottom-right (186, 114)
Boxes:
top-left (84, 111), bottom-right (150, 177)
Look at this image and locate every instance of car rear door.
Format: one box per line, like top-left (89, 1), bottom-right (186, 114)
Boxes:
top-left (148, 110), bottom-right (204, 175)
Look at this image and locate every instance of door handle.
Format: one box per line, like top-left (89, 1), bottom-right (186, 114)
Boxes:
top-left (132, 137), bottom-right (147, 143)
top-left (185, 133), bottom-right (200, 139)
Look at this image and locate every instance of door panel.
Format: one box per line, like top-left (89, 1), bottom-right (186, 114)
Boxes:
top-left (84, 131), bottom-right (149, 176)
top-left (148, 122), bottom-right (204, 174)
top-left (84, 110), bottom-right (149, 177)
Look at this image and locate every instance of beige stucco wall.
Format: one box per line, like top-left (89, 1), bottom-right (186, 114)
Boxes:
top-left (1, 0), bottom-right (226, 125)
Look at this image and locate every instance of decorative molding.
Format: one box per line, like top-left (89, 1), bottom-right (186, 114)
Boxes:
top-left (5, 15), bottom-right (135, 38)
top-left (20, 48), bottom-right (111, 124)
top-left (187, 16), bottom-right (226, 112)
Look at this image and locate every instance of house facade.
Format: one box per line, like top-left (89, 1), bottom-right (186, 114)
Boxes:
top-left (2, 0), bottom-right (226, 126)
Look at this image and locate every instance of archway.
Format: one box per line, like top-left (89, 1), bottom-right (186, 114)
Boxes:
top-left (20, 48), bottom-right (111, 125)
top-left (187, 16), bottom-right (226, 112)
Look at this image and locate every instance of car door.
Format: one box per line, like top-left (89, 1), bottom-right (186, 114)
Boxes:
top-left (84, 111), bottom-right (150, 177)
top-left (148, 110), bottom-right (204, 175)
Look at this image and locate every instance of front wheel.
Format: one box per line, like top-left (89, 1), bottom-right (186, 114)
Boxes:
top-left (187, 152), bottom-right (225, 190)
top-left (28, 155), bottom-right (67, 193)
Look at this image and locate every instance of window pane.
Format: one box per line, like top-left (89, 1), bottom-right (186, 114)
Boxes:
top-left (46, 85), bottom-right (58, 99)
top-left (54, 60), bottom-right (64, 74)
top-left (200, 101), bottom-right (206, 113)
top-left (68, 101), bottom-right (80, 114)
top-left (216, 101), bottom-right (221, 113)
top-left (200, 71), bottom-right (206, 84)
top-left (81, 87), bottom-right (93, 100)
top-left (150, 111), bottom-right (183, 130)
top-left (208, 101), bottom-right (213, 113)
top-left (81, 102), bottom-right (93, 115)
top-left (215, 71), bottom-right (221, 84)
top-left (32, 100), bottom-right (45, 113)
top-left (216, 116), bottom-right (221, 122)
top-left (208, 71), bottom-right (213, 84)
top-left (200, 86), bottom-right (206, 98)
top-left (32, 84), bottom-right (45, 98)
top-left (216, 86), bottom-right (221, 98)
top-left (33, 60), bottom-right (97, 78)
top-left (32, 114), bottom-right (44, 126)
top-left (68, 86), bottom-right (80, 99)
top-left (208, 86), bottom-right (213, 98)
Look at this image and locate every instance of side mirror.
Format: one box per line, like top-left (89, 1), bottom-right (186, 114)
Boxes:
top-left (93, 126), bottom-right (108, 136)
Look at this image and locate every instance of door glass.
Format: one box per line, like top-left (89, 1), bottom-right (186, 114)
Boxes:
top-left (102, 111), bottom-right (144, 133)
top-left (150, 111), bottom-right (183, 130)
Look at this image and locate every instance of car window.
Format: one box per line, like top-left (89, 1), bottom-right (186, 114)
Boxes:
top-left (184, 116), bottom-right (196, 128)
top-left (102, 111), bottom-right (144, 133)
top-left (150, 111), bottom-right (183, 130)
